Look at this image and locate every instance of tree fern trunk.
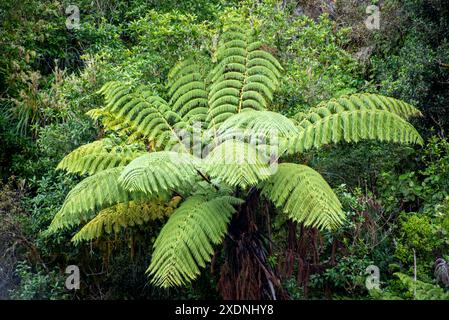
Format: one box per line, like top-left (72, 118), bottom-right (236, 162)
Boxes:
top-left (217, 191), bottom-right (287, 300)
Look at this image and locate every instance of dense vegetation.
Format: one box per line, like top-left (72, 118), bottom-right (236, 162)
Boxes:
top-left (1, 0), bottom-right (449, 300)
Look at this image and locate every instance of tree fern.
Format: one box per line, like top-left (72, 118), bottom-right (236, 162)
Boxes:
top-left (260, 163), bottom-right (344, 230)
top-left (46, 22), bottom-right (426, 293)
top-left (147, 194), bottom-right (243, 287)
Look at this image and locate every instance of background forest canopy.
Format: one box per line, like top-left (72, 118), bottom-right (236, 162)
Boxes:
top-left (1, 0), bottom-right (449, 300)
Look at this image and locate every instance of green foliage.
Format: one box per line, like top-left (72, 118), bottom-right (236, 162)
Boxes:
top-left (9, 261), bottom-right (69, 300)
top-left (285, 108), bottom-right (423, 154)
top-left (395, 272), bottom-right (449, 299)
top-left (311, 254), bottom-right (372, 297)
top-left (370, 273), bottom-right (449, 300)
top-left (47, 18), bottom-right (422, 290)
top-left (297, 185), bottom-right (395, 299)
top-left (395, 213), bottom-right (443, 273)
top-left (72, 197), bottom-right (181, 243)
top-left (119, 152), bottom-right (201, 195)
top-left (251, 7), bottom-right (363, 112)
top-left (0, 0), bottom-right (434, 299)
top-left (57, 139), bottom-right (146, 176)
top-left (204, 140), bottom-right (272, 189)
top-left (148, 194), bottom-right (243, 287)
top-left (371, 0), bottom-right (449, 132)
top-left (261, 163), bottom-right (343, 230)
top-left (48, 168), bottom-right (146, 233)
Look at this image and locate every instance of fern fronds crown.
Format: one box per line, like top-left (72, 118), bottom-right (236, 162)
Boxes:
top-left (204, 140), bottom-right (272, 189)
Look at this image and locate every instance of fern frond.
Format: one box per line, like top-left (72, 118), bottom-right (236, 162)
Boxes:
top-left (98, 82), bottom-right (186, 149)
top-left (206, 23), bottom-right (283, 128)
top-left (118, 151), bottom-right (202, 196)
top-left (284, 109), bottom-right (423, 154)
top-left (293, 93), bottom-right (422, 125)
top-left (217, 110), bottom-right (299, 141)
top-left (47, 167), bottom-right (144, 233)
top-left (97, 81), bottom-right (134, 110)
top-left (86, 108), bottom-right (142, 141)
top-left (57, 140), bottom-right (146, 175)
top-left (260, 163), bottom-right (344, 230)
top-left (167, 59), bottom-right (209, 123)
top-left (72, 197), bottom-right (182, 243)
top-left (147, 194), bottom-right (243, 287)
top-left (204, 140), bottom-right (272, 189)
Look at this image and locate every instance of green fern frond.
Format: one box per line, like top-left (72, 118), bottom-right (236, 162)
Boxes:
top-left (204, 140), bottom-right (272, 189)
top-left (147, 194), bottom-right (243, 287)
top-left (118, 151), bottom-right (202, 195)
top-left (86, 108), bottom-right (142, 141)
top-left (260, 163), bottom-right (344, 230)
top-left (97, 81), bottom-right (134, 110)
top-left (293, 93), bottom-right (422, 125)
top-left (284, 109), bottom-right (424, 154)
top-left (206, 23), bottom-right (283, 128)
top-left (98, 82), bottom-right (186, 149)
top-left (72, 197), bottom-right (182, 243)
top-left (57, 140), bottom-right (146, 175)
top-left (167, 59), bottom-right (209, 123)
top-left (217, 110), bottom-right (299, 140)
top-left (47, 167), bottom-right (145, 233)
